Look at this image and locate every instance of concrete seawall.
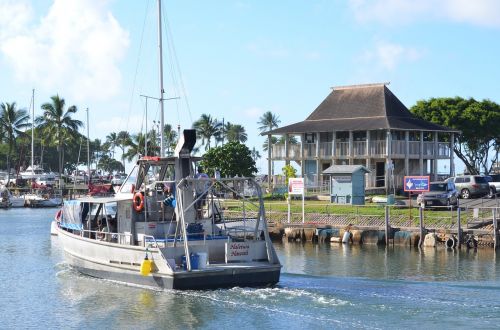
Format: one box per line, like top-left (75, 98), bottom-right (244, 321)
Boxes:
top-left (269, 223), bottom-right (495, 248)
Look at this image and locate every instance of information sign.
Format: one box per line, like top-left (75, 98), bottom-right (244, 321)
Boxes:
top-left (403, 176), bottom-right (430, 192)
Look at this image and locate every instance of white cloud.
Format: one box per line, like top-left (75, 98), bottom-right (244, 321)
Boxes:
top-left (359, 40), bottom-right (424, 70)
top-left (0, 0), bottom-right (129, 102)
top-left (0, 0), bottom-right (33, 40)
top-left (348, 0), bottom-right (500, 27)
top-left (443, 0), bottom-right (500, 27)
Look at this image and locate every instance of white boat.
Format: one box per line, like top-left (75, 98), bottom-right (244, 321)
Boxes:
top-left (0, 185), bottom-right (11, 208)
top-left (25, 191), bottom-right (62, 208)
top-left (0, 186), bottom-right (25, 208)
top-left (54, 130), bottom-right (281, 289)
top-left (9, 194), bottom-right (25, 208)
top-left (19, 165), bottom-right (57, 181)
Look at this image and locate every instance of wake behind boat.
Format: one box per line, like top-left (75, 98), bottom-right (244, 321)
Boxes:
top-left (54, 130), bottom-right (281, 290)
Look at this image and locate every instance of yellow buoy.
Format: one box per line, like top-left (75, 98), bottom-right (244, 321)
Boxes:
top-left (140, 257), bottom-right (152, 276)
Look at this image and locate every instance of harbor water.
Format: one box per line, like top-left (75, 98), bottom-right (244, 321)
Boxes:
top-left (1, 208), bottom-right (499, 329)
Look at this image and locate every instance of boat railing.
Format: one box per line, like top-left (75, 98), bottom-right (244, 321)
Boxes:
top-left (142, 234), bottom-right (174, 271)
top-left (176, 176), bottom-right (276, 265)
top-left (77, 228), bottom-right (132, 244)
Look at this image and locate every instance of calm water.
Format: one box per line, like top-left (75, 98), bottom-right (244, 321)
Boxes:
top-left (1, 208), bottom-right (500, 329)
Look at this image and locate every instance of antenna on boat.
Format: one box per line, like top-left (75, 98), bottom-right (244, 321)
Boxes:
top-left (158, 0), bottom-right (165, 157)
top-left (86, 108), bottom-right (90, 182)
top-left (31, 89), bottom-right (35, 177)
top-left (141, 94), bottom-right (179, 157)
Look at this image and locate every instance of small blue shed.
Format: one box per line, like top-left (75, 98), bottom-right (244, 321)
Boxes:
top-left (323, 165), bottom-right (371, 205)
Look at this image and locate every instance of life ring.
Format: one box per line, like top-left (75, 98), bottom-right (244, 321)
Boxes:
top-left (133, 192), bottom-right (145, 212)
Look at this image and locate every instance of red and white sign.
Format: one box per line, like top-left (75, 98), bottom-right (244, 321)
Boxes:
top-left (288, 178), bottom-right (304, 195)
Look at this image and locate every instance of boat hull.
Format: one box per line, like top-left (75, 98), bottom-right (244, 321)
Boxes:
top-left (57, 226), bottom-right (280, 290)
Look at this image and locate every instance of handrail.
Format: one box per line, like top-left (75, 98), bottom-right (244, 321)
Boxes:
top-left (142, 234), bottom-right (173, 271)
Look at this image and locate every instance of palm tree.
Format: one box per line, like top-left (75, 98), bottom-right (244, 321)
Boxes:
top-left (105, 132), bottom-right (118, 159)
top-left (193, 114), bottom-right (222, 150)
top-left (226, 123), bottom-right (248, 143)
top-left (163, 124), bottom-right (178, 156)
top-left (37, 95), bottom-right (83, 176)
top-left (257, 111), bottom-right (280, 187)
top-left (123, 133), bottom-right (146, 162)
top-left (0, 102), bottom-right (30, 184)
top-left (116, 131), bottom-right (131, 171)
top-left (251, 147), bottom-right (261, 163)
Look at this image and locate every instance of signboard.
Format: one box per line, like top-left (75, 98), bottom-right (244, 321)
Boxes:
top-left (288, 178), bottom-right (304, 195)
top-left (225, 242), bottom-right (253, 262)
top-left (331, 176), bottom-right (351, 183)
top-left (403, 176), bottom-right (430, 192)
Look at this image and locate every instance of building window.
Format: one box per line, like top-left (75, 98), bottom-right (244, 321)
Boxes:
top-left (304, 133), bottom-right (315, 143)
top-left (353, 131), bottom-right (366, 141)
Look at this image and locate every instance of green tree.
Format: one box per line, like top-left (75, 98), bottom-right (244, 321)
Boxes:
top-left (199, 141), bottom-right (257, 178)
top-left (226, 123), bottom-right (247, 143)
top-left (116, 131), bottom-right (131, 170)
top-left (193, 114), bottom-right (222, 150)
top-left (0, 102), bottom-right (30, 184)
top-left (163, 124), bottom-right (178, 156)
top-left (105, 132), bottom-right (118, 159)
top-left (282, 164), bottom-right (297, 186)
top-left (98, 154), bottom-right (124, 173)
top-left (36, 95), bottom-right (83, 175)
top-left (410, 97), bottom-right (500, 174)
top-left (257, 111), bottom-right (280, 186)
top-left (250, 147), bottom-right (261, 163)
top-left (123, 133), bottom-right (154, 162)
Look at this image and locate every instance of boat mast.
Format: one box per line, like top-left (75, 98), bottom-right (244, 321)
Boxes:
top-left (86, 108), bottom-right (90, 182)
top-left (31, 89), bottom-right (34, 176)
top-left (158, 0), bottom-right (165, 157)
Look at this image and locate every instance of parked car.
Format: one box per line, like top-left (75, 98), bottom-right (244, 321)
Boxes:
top-left (416, 181), bottom-right (458, 208)
top-left (485, 174), bottom-right (500, 197)
top-left (446, 175), bottom-right (490, 199)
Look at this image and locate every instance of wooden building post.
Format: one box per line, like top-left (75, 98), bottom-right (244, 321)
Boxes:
top-left (316, 132), bottom-right (321, 187)
top-left (284, 133), bottom-right (289, 165)
top-left (419, 131), bottom-right (424, 176)
top-left (332, 130), bottom-right (336, 165)
top-left (450, 133), bottom-right (455, 176)
top-left (349, 130), bottom-right (353, 165)
top-left (405, 131), bottom-right (410, 176)
top-left (366, 130), bottom-right (371, 187)
top-left (433, 132), bottom-right (438, 181)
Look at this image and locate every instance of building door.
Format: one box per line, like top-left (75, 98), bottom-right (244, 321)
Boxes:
top-left (376, 162), bottom-right (385, 187)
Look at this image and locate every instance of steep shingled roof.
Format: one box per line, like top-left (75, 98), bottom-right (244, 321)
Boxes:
top-left (266, 83), bottom-right (457, 134)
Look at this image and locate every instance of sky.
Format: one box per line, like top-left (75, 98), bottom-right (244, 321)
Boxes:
top-left (1, 0), bottom-right (499, 173)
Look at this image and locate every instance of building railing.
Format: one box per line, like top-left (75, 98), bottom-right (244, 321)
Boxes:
top-left (270, 138), bottom-right (451, 160)
top-left (353, 141), bottom-right (366, 156)
top-left (408, 141), bottom-right (420, 156)
top-left (303, 143), bottom-right (316, 157)
top-left (370, 140), bottom-right (386, 156)
top-left (391, 140), bottom-right (405, 155)
top-left (271, 144), bottom-right (286, 158)
top-left (319, 142), bottom-right (333, 157)
top-left (423, 142), bottom-right (434, 156)
top-left (289, 144), bottom-right (301, 158)
top-left (437, 142), bottom-right (450, 157)
top-left (335, 142), bottom-right (349, 157)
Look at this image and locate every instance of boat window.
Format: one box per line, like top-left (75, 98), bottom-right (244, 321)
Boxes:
top-left (119, 166), bottom-right (138, 193)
